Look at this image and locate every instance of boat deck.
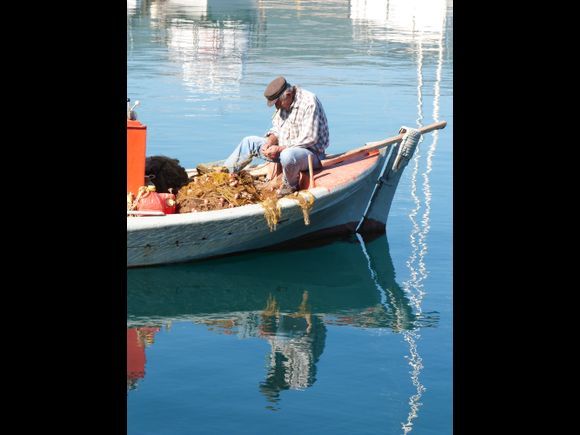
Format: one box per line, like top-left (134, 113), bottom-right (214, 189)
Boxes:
top-left (298, 150), bottom-right (380, 191)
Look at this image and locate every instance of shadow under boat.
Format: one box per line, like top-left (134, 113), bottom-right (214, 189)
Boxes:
top-left (127, 234), bottom-right (439, 401)
top-left (128, 233), bottom-right (438, 330)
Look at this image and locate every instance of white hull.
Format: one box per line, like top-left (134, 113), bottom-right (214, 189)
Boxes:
top-left (128, 142), bottom-right (411, 267)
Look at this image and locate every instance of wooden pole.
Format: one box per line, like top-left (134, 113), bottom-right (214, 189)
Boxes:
top-left (323, 121), bottom-right (447, 167)
top-left (308, 154), bottom-right (315, 188)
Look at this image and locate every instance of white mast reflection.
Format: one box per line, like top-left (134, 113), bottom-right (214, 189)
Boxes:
top-left (350, 0), bottom-right (448, 433)
top-left (401, 2), bottom-right (447, 433)
top-left (400, 24), bottom-right (425, 434)
top-left (355, 233), bottom-right (405, 333)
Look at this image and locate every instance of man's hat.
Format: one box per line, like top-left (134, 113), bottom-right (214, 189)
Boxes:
top-left (264, 76), bottom-right (290, 107)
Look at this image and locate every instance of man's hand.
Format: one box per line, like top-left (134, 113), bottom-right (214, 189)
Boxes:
top-left (261, 145), bottom-right (286, 160)
top-left (265, 133), bottom-right (279, 147)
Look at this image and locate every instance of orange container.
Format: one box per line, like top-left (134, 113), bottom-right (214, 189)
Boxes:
top-left (127, 120), bottom-right (147, 195)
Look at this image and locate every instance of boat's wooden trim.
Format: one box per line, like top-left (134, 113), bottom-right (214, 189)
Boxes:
top-left (323, 120), bottom-right (447, 166)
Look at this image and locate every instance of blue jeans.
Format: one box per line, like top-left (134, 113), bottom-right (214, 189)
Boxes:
top-left (224, 136), bottom-right (323, 189)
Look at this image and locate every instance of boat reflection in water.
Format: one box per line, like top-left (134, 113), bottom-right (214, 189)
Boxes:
top-left (127, 234), bottom-right (439, 404)
top-left (127, 326), bottom-right (161, 391)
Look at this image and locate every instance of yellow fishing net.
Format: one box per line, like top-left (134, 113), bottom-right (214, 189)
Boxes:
top-left (175, 170), bottom-right (314, 231)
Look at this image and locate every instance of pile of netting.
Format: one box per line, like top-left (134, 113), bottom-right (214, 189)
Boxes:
top-left (175, 170), bottom-right (314, 231)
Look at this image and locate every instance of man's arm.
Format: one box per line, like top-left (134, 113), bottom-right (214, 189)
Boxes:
top-left (262, 126), bottom-right (283, 159)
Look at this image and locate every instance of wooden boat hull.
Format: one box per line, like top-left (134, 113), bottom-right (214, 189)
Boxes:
top-left (128, 142), bottom-right (411, 267)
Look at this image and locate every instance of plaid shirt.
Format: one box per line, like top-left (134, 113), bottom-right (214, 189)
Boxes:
top-left (266, 87), bottom-right (329, 155)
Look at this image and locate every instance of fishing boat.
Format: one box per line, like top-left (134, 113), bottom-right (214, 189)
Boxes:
top-left (127, 116), bottom-right (446, 267)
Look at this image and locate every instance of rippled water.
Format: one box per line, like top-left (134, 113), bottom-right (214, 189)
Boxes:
top-left (128, 0), bottom-right (453, 433)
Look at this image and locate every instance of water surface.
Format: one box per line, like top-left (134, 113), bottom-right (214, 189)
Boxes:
top-left (128, 0), bottom-right (453, 433)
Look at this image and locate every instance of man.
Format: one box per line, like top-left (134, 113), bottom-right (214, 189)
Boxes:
top-left (221, 76), bottom-right (330, 196)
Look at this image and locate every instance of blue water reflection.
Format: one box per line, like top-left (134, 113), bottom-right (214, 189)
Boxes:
top-left (128, 234), bottom-right (440, 422)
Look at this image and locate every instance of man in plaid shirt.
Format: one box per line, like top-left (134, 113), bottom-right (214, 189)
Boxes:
top-left (222, 76), bottom-right (330, 196)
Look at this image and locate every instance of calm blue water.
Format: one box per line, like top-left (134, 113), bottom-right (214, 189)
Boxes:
top-left (127, 0), bottom-right (453, 433)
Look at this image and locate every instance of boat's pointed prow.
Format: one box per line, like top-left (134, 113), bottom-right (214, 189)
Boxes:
top-left (355, 122), bottom-right (445, 233)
